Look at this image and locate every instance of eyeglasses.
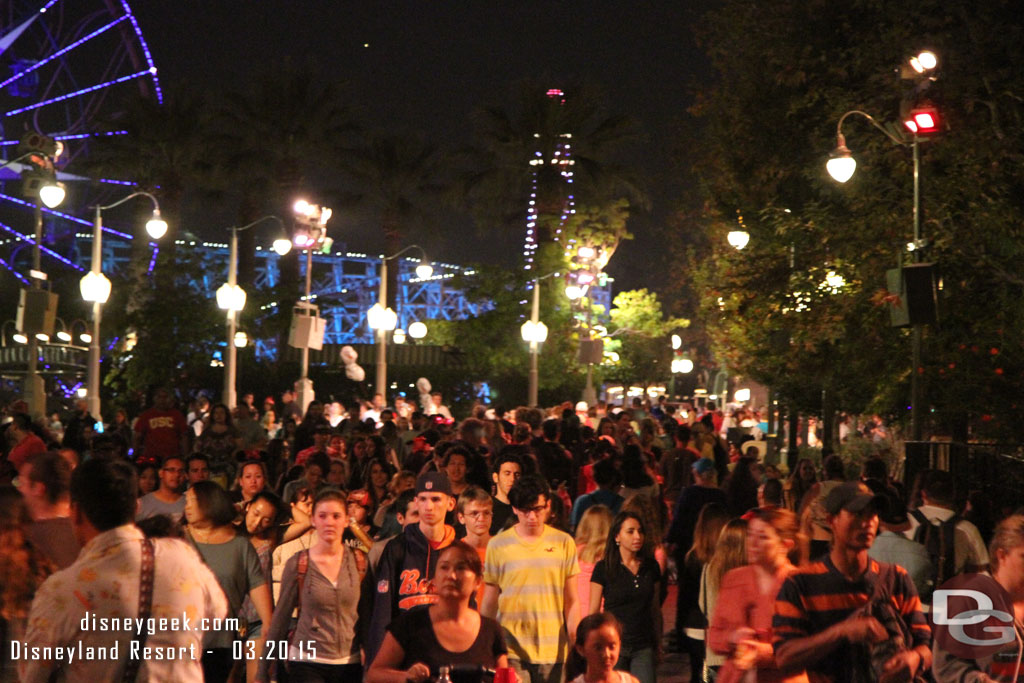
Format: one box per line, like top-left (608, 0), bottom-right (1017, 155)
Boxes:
top-left (464, 511), bottom-right (493, 519)
top-left (519, 504), bottom-right (547, 516)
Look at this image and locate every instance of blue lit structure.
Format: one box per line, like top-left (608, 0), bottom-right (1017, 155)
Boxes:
top-left (61, 232), bottom-right (491, 359)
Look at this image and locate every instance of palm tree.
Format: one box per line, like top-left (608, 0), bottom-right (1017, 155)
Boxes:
top-left (340, 130), bottom-right (447, 310)
top-left (462, 79), bottom-right (647, 245)
top-left (211, 58), bottom-right (358, 355)
top-left (213, 58), bottom-right (358, 282)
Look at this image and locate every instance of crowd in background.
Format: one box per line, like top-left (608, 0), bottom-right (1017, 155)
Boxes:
top-left (0, 387), bottom-right (1020, 683)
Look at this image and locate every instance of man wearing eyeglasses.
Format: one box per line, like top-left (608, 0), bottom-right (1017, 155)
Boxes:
top-left (482, 475), bottom-right (580, 683)
top-left (135, 455), bottom-right (186, 522)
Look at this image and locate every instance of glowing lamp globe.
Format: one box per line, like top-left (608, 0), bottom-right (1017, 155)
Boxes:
top-left (12, 333), bottom-right (27, 344)
top-left (367, 303), bottom-right (398, 331)
top-left (520, 320), bottom-right (548, 343)
top-left (272, 238), bottom-right (292, 256)
top-left (233, 331), bottom-right (248, 348)
top-left (565, 284), bottom-right (584, 300)
top-left (57, 331), bottom-right (72, 342)
top-left (826, 155), bottom-right (857, 183)
top-left (39, 182), bottom-right (65, 208)
top-left (216, 282), bottom-right (246, 312)
top-left (408, 321), bottom-right (428, 339)
top-left (671, 334), bottom-right (682, 350)
top-left (393, 329), bottom-right (407, 344)
top-left (80, 271), bottom-right (112, 303)
top-left (415, 263), bottom-right (433, 279)
top-left (146, 210), bottom-right (168, 239)
top-left (727, 230), bottom-right (750, 250)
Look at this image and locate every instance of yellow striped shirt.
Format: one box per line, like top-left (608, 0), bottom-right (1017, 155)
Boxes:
top-left (484, 525), bottom-right (579, 664)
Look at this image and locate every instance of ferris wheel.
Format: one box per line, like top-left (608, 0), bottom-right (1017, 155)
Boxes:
top-left (0, 0), bottom-right (161, 281)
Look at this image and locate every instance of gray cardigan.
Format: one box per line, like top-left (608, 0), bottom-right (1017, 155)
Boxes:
top-left (259, 547), bottom-right (361, 676)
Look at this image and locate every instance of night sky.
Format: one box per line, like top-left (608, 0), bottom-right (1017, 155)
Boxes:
top-left (132, 1), bottom-right (711, 291)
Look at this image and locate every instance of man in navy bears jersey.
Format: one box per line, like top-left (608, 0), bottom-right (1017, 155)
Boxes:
top-left (359, 471), bottom-right (457, 665)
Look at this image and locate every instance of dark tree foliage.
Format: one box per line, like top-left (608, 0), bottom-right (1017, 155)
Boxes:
top-left (686, 0), bottom-right (1024, 438)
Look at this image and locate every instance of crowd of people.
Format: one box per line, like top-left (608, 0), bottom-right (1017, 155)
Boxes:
top-left (0, 388), bottom-right (1020, 683)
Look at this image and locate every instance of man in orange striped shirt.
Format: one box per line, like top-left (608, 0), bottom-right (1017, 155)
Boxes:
top-left (773, 481), bottom-right (932, 682)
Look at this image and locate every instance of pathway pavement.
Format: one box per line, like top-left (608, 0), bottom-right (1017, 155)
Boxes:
top-left (656, 583), bottom-right (691, 682)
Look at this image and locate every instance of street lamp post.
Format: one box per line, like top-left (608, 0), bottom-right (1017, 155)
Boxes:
top-left (520, 272), bottom-right (560, 407)
top-left (291, 201), bottom-right (333, 414)
top-left (217, 216), bottom-right (290, 409)
top-left (80, 192), bottom-right (166, 421)
top-left (827, 107), bottom-right (926, 440)
top-left (2, 143), bottom-right (68, 418)
top-left (367, 246), bottom-right (433, 399)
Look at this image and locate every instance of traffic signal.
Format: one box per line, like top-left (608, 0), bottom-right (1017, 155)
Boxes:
top-left (900, 50), bottom-right (943, 137)
top-left (902, 101), bottom-right (941, 135)
top-left (17, 131), bottom-right (65, 207)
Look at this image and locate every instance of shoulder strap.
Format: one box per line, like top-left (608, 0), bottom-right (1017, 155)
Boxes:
top-left (909, 509), bottom-right (930, 541)
top-left (296, 549), bottom-right (310, 615)
top-left (123, 538), bottom-right (155, 683)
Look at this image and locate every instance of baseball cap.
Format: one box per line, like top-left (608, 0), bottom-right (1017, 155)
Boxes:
top-left (692, 458), bottom-right (716, 476)
top-left (416, 471), bottom-right (452, 496)
top-left (823, 481), bottom-right (887, 515)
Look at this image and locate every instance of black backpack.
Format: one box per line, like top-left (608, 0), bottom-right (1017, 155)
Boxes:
top-left (910, 508), bottom-right (958, 601)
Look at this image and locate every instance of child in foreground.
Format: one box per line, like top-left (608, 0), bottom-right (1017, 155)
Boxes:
top-left (567, 612), bottom-right (641, 683)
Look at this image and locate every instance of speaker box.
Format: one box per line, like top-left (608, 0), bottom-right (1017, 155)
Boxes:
top-left (577, 338), bottom-right (604, 365)
top-left (288, 314), bottom-right (325, 350)
top-left (17, 289), bottom-right (57, 335)
top-left (886, 263), bottom-right (938, 327)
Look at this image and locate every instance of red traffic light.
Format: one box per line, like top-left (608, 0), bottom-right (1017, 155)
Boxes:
top-left (903, 106), bottom-right (941, 134)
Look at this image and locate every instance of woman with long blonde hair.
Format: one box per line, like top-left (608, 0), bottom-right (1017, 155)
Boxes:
top-left (574, 504), bottom-right (613, 622)
top-left (678, 502), bottom-right (731, 683)
top-left (707, 507), bottom-right (808, 683)
top-left (700, 518), bottom-right (749, 676)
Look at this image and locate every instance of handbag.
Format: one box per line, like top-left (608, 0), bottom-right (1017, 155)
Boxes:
top-left (853, 563), bottom-right (927, 683)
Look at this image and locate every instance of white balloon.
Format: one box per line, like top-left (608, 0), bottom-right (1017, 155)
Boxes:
top-left (340, 345), bottom-right (358, 365)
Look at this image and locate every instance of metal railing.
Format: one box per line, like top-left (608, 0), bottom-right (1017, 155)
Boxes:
top-left (904, 441), bottom-right (1024, 506)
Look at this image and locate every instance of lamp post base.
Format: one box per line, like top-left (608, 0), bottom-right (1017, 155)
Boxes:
top-left (22, 373), bottom-right (45, 419)
top-left (296, 377), bottom-right (315, 417)
top-left (582, 364), bottom-right (597, 406)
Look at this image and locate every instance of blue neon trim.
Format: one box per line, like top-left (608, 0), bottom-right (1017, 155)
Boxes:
top-left (119, 1), bottom-right (163, 103)
top-left (0, 193), bottom-right (133, 240)
top-left (0, 219), bottom-right (84, 271)
top-left (147, 245), bottom-right (158, 272)
top-left (39, 0), bottom-right (61, 12)
top-left (0, 255), bottom-right (30, 284)
top-left (54, 130), bottom-right (128, 140)
top-left (0, 16), bottom-right (129, 90)
top-left (0, 131), bottom-right (127, 147)
top-left (5, 70), bottom-right (151, 117)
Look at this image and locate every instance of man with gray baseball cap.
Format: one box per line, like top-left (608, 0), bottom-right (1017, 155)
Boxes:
top-left (774, 481), bottom-right (931, 682)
